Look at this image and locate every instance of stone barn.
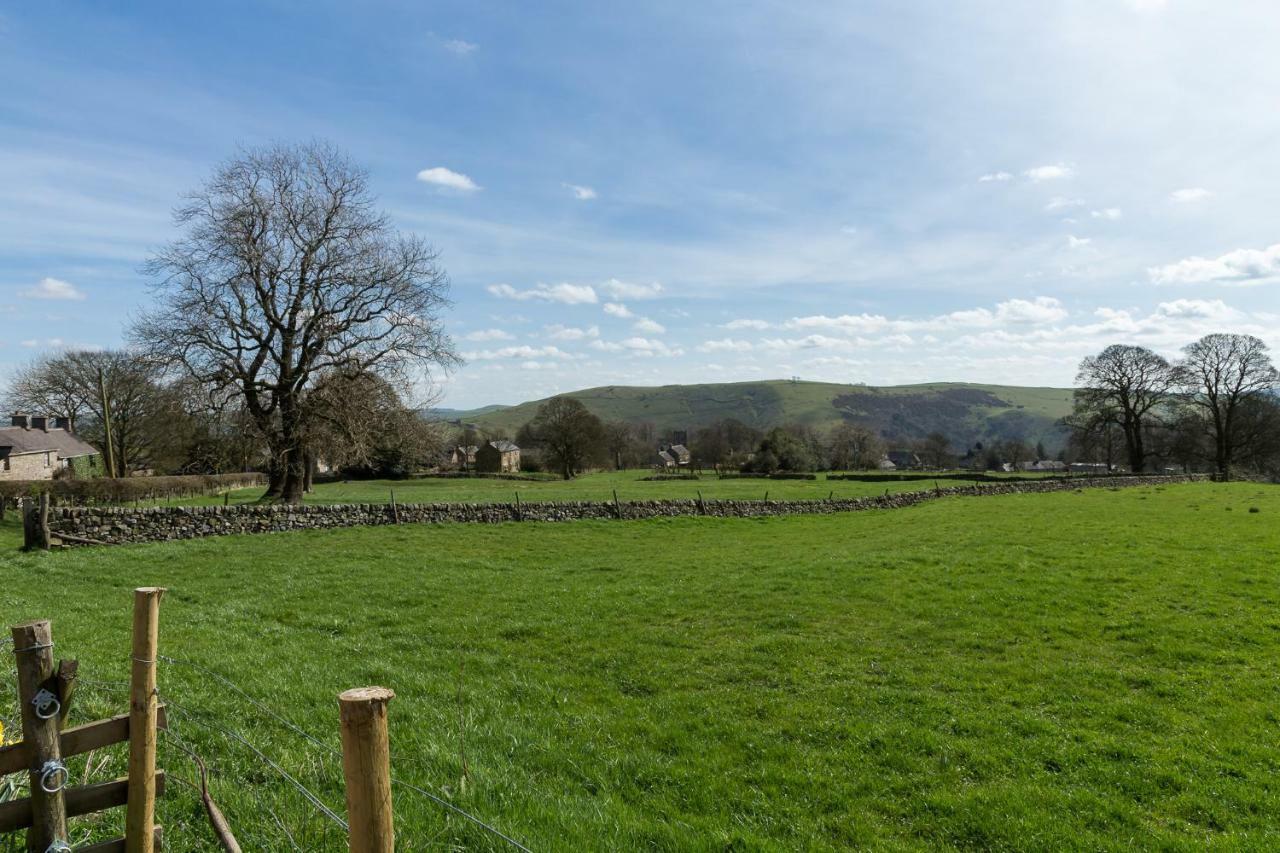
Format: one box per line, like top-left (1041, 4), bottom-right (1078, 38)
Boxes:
top-left (0, 414), bottom-right (103, 480)
top-left (475, 440), bottom-right (520, 473)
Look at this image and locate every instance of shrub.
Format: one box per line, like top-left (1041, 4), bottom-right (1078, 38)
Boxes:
top-left (0, 473), bottom-right (266, 506)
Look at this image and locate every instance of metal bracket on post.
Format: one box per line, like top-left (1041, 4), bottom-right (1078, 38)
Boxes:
top-left (32, 688), bottom-right (61, 720)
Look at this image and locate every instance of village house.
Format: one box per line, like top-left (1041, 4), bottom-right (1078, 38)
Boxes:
top-left (0, 414), bottom-right (103, 480)
top-left (474, 440), bottom-right (521, 473)
top-left (449, 444), bottom-right (479, 470)
top-left (885, 450), bottom-right (922, 470)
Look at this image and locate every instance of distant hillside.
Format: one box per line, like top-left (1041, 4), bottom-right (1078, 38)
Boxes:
top-left (437, 380), bottom-right (1075, 451)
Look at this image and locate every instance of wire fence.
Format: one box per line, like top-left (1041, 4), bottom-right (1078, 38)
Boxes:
top-left (1, 649), bottom-right (534, 850)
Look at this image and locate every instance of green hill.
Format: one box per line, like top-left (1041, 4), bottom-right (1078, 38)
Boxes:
top-left (440, 380), bottom-right (1075, 450)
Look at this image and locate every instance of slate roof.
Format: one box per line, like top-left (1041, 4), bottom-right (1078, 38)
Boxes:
top-left (0, 426), bottom-right (100, 459)
top-left (487, 440), bottom-right (520, 453)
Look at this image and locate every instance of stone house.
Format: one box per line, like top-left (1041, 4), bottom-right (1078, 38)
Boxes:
top-left (449, 445), bottom-right (479, 470)
top-left (0, 414), bottom-right (103, 480)
top-left (474, 440), bottom-right (520, 473)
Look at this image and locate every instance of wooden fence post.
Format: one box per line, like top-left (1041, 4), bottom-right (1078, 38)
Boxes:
top-left (11, 619), bottom-right (68, 851)
top-left (125, 587), bottom-right (165, 853)
top-left (339, 687), bottom-right (396, 853)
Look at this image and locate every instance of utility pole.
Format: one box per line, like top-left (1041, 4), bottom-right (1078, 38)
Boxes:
top-left (98, 367), bottom-right (117, 478)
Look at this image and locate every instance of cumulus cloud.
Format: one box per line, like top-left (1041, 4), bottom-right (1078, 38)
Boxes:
top-left (1024, 163), bottom-right (1074, 182)
top-left (1091, 208), bottom-right (1123, 220)
top-left (1046, 196), bottom-right (1084, 212)
top-left (1067, 235), bottom-right (1092, 249)
top-left (599, 279), bottom-right (663, 300)
top-left (463, 345), bottom-right (574, 361)
top-left (488, 282), bottom-right (598, 304)
top-left (722, 318), bottom-right (771, 330)
top-left (697, 338), bottom-right (756, 353)
top-left (416, 167), bottom-right (480, 192)
top-left (22, 277), bottom-right (86, 301)
top-left (602, 302), bottom-right (634, 318)
top-left (543, 324), bottom-right (599, 341)
top-left (633, 317), bottom-right (666, 334)
top-left (590, 337), bottom-right (682, 357)
top-left (442, 38), bottom-right (478, 55)
top-left (1148, 243), bottom-right (1280, 285)
top-left (462, 328), bottom-right (514, 342)
top-left (564, 183), bottom-right (597, 200)
top-left (1170, 187), bottom-right (1212, 203)
top-left (979, 171), bottom-right (1014, 183)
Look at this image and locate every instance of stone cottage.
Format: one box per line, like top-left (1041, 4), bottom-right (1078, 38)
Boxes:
top-left (474, 440), bottom-right (520, 473)
top-left (0, 414), bottom-right (103, 480)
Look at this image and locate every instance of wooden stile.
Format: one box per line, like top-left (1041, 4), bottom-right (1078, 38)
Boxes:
top-left (125, 587), bottom-right (165, 853)
top-left (0, 708), bottom-right (167, 777)
top-left (0, 774), bottom-right (166, 833)
top-left (339, 686), bottom-right (396, 853)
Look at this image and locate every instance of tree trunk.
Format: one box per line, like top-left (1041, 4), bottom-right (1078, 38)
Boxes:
top-left (304, 452), bottom-right (316, 493)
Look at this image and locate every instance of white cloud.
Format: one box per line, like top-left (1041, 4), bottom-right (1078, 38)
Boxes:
top-left (590, 337), bottom-right (683, 357)
top-left (785, 313), bottom-right (890, 334)
top-left (1170, 187), bottom-right (1212, 203)
top-left (1091, 208), bottom-right (1123, 220)
top-left (462, 328), bottom-right (514, 342)
top-left (1148, 243), bottom-right (1280, 285)
top-left (464, 345), bottom-right (574, 361)
top-left (442, 39), bottom-right (477, 55)
top-left (488, 282), bottom-right (598, 304)
top-left (544, 324), bottom-right (599, 341)
top-left (1127, 0), bottom-right (1168, 11)
top-left (416, 167), bottom-right (480, 192)
top-left (602, 302), bottom-right (634, 318)
top-left (1067, 235), bottom-right (1092, 249)
top-left (599, 279), bottom-right (663, 300)
top-left (1046, 196), bottom-right (1085, 212)
top-left (564, 183), bottom-right (597, 200)
top-left (22, 277), bottom-right (86, 301)
top-left (19, 339), bottom-right (37, 348)
top-left (723, 318), bottom-right (771, 330)
top-left (1024, 163), bottom-right (1074, 182)
top-left (840, 225), bottom-right (859, 235)
top-left (633, 317), bottom-right (666, 334)
top-left (979, 171), bottom-right (1014, 183)
top-left (697, 338), bottom-right (756, 353)
top-left (991, 296), bottom-right (1069, 324)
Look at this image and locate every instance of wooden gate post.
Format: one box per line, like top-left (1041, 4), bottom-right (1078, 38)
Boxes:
top-left (125, 587), bottom-right (165, 853)
top-left (11, 619), bottom-right (68, 851)
top-left (339, 687), bottom-right (396, 853)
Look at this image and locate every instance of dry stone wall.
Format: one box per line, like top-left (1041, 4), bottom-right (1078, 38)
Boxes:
top-left (46, 474), bottom-right (1212, 547)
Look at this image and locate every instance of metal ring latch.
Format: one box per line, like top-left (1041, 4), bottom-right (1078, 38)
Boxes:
top-left (31, 688), bottom-right (61, 720)
top-left (45, 842), bottom-right (73, 853)
top-left (39, 759), bottom-right (68, 794)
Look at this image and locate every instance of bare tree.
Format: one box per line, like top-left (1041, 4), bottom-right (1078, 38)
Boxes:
top-left (1176, 333), bottom-right (1279, 476)
top-left (917, 431), bottom-right (952, 469)
top-left (827, 423), bottom-right (883, 471)
top-left (134, 142), bottom-right (458, 503)
top-left (6, 349), bottom-right (174, 476)
top-left (1075, 345), bottom-right (1174, 472)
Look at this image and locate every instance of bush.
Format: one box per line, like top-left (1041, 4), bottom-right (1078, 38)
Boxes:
top-left (0, 472), bottom-right (266, 506)
top-left (639, 473), bottom-right (700, 481)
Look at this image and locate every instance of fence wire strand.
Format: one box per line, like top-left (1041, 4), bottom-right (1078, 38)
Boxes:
top-left (157, 653), bottom-right (534, 851)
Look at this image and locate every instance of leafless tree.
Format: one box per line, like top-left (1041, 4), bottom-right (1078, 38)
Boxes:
top-left (827, 423), bottom-right (883, 471)
top-left (5, 349), bottom-right (174, 476)
top-left (1075, 345), bottom-right (1175, 472)
top-left (519, 397), bottom-right (605, 480)
top-left (1176, 333), bottom-right (1279, 476)
top-left (134, 142), bottom-right (458, 503)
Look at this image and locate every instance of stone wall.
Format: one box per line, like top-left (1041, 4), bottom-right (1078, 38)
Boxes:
top-left (45, 474), bottom-right (1213, 547)
top-left (3, 451), bottom-right (55, 481)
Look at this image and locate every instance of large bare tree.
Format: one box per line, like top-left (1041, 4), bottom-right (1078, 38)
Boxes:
top-left (134, 142), bottom-right (458, 503)
top-left (1074, 344), bottom-right (1174, 472)
top-left (1176, 333), bottom-right (1279, 476)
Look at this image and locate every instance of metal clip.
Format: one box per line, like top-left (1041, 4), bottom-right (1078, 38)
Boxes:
top-left (31, 688), bottom-right (60, 720)
top-left (39, 759), bottom-right (68, 794)
top-left (45, 841), bottom-right (73, 853)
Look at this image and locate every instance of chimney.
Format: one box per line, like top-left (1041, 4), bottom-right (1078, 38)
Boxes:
top-left (53, 415), bottom-right (73, 433)
top-left (10, 414), bottom-right (29, 429)
top-left (30, 415), bottom-right (49, 432)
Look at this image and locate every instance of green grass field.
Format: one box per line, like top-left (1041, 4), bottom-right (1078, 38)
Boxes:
top-left (2, 482), bottom-right (1277, 849)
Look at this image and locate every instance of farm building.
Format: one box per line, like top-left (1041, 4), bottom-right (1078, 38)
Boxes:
top-left (0, 414), bottom-right (102, 480)
top-left (449, 444), bottom-right (479, 469)
top-left (1019, 460), bottom-right (1068, 472)
top-left (886, 450), bottom-right (922, 470)
top-left (475, 440), bottom-right (520, 473)
top-left (667, 444), bottom-right (691, 466)
top-left (655, 449), bottom-right (677, 469)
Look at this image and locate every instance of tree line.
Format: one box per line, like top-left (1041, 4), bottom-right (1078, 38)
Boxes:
top-left (1070, 336), bottom-right (1279, 476)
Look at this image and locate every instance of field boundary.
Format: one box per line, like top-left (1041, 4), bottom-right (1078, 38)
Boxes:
top-left (39, 474), bottom-right (1213, 548)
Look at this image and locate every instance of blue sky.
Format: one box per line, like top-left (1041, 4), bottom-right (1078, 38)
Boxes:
top-left (2, 0), bottom-right (1278, 408)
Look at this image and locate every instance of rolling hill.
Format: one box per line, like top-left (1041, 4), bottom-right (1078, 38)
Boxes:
top-left (436, 380), bottom-right (1076, 451)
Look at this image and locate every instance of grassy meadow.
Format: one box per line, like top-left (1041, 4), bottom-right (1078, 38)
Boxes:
top-left (1, 481), bottom-right (1278, 849)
